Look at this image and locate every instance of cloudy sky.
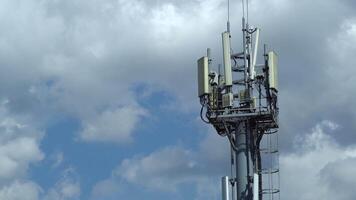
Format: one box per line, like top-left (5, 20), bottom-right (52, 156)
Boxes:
top-left (0, 0), bottom-right (355, 199)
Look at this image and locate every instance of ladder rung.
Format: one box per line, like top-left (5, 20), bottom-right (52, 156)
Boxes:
top-left (233, 79), bottom-right (246, 85)
top-left (232, 66), bottom-right (245, 72)
top-left (260, 168), bottom-right (279, 174)
top-left (259, 148), bottom-right (279, 154)
top-left (262, 189), bottom-right (280, 194)
top-left (231, 52), bottom-right (245, 59)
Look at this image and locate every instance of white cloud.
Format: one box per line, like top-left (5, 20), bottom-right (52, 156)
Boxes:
top-left (117, 146), bottom-right (199, 191)
top-left (0, 101), bottom-right (85, 200)
top-left (90, 128), bottom-right (228, 199)
top-left (0, 0), bottom-right (227, 145)
top-left (0, 0), bottom-right (356, 199)
top-left (0, 167), bottom-right (82, 200)
top-left (0, 103), bottom-right (44, 200)
top-left (325, 19), bottom-right (356, 106)
top-left (0, 0), bottom-right (229, 115)
top-left (280, 120), bottom-right (356, 200)
top-left (0, 0), bottom-right (354, 146)
top-left (93, 120), bottom-right (356, 199)
top-left (115, 128), bottom-right (228, 191)
top-left (0, 137), bottom-right (43, 180)
top-left (90, 179), bottom-right (121, 200)
top-left (320, 157), bottom-right (356, 200)
top-left (44, 168), bottom-right (81, 200)
top-left (79, 106), bottom-right (147, 143)
top-left (0, 180), bottom-right (41, 200)
top-left (0, 102), bottom-right (44, 183)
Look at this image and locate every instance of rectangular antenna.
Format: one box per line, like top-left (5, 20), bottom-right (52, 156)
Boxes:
top-left (222, 32), bottom-right (232, 86)
top-left (197, 56), bottom-right (210, 97)
top-left (268, 51), bottom-right (278, 91)
top-left (251, 28), bottom-right (260, 79)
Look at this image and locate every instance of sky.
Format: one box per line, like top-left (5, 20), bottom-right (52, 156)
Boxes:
top-left (0, 0), bottom-right (355, 199)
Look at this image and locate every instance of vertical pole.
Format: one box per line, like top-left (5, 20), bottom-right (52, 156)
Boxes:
top-left (242, 17), bottom-right (248, 88)
top-left (222, 176), bottom-right (230, 200)
top-left (253, 173), bottom-right (259, 200)
top-left (231, 147), bottom-right (236, 200)
top-left (236, 121), bottom-right (253, 200)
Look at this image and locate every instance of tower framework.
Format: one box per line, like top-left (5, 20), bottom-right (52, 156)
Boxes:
top-left (197, 2), bottom-right (280, 200)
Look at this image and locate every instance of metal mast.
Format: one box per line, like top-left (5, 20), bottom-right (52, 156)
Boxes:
top-left (197, 1), bottom-right (280, 200)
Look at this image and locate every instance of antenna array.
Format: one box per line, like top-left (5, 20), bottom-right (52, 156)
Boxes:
top-left (197, 1), bottom-right (280, 200)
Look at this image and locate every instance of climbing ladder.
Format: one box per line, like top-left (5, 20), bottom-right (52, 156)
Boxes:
top-left (260, 129), bottom-right (280, 200)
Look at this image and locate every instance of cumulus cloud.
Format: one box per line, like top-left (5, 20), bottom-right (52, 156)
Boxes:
top-left (280, 120), bottom-right (356, 200)
top-left (0, 180), bottom-right (41, 200)
top-left (0, 101), bottom-right (45, 200)
top-left (0, 137), bottom-right (43, 180)
top-left (0, 101), bottom-right (80, 200)
top-left (320, 158), bottom-right (356, 200)
top-left (0, 0), bottom-right (355, 146)
top-left (255, 0), bottom-right (356, 147)
top-left (90, 179), bottom-right (121, 200)
top-left (0, 0), bottom-right (231, 198)
top-left (0, 0), bottom-right (356, 199)
top-left (92, 120), bottom-right (356, 199)
top-left (89, 129), bottom-right (228, 199)
top-left (0, 101), bottom-right (44, 183)
top-left (116, 129), bottom-right (229, 191)
top-left (44, 168), bottom-right (81, 200)
top-left (5, 0), bottom-right (356, 147)
top-left (0, 0), bottom-right (228, 144)
top-left (0, 167), bottom-right (82, 200)
top-left (79, 105), bottom-right (147, 143)
top-left (117, 146), bottom-right (200, 191)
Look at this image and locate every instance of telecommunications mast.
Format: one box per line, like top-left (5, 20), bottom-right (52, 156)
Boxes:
top-left (197, 0), bottom-right (280, 200)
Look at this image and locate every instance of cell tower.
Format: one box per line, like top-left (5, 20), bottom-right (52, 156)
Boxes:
top-left (197, 1), bottom-right (279, 200)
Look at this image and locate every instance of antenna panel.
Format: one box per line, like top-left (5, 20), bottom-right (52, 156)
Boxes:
top-left (197, 56), bottom-right (210, 97)
top-left (268, 51), bottom-right (278, 91)
top-left (222, 32), bottom-right (232, 86)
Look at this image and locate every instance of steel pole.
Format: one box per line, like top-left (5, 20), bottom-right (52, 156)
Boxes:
top-left (222, 176), bottom-right (230, 200)
top-left (235, 121), bottom-right (253, 200)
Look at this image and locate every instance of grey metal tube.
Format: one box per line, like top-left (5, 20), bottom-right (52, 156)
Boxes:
top-left (236, 121), bottom-right (253, 200)
top-left (253, 173), bottom-right (259, 200)
top-left (222, 176), bottom-right (230, 200)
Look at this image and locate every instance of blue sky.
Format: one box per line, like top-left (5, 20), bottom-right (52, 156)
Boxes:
top-left (0, 0), bottom-right (356, 200)
top-left (29, 89), bottom-right (205, 199)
